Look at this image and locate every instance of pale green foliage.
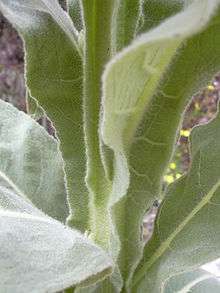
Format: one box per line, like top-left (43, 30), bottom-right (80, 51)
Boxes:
top-left (0, 180), bottom-right (112, 293)
top-left (67, 0), bottom-right (83, 31)
top-left (164, 269), bottom-right (220, 293)
top-left (0, 0), bottom-right (220, 292)
top-left (2, 0), bottom-right (89, 232)
top-left (133, 109), bottom-right (220, 291)
top-left (114, 2), bottom-right (220, 290)
top-left (0, 100), bottom-right (67, 221)
top-left (0, 0), bottom-right (79, 49)
top-left (26, 91), bottom-right (45, 120)
top-left (102, 0), bottom-right (218, 207)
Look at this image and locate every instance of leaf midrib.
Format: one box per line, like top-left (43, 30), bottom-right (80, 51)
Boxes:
top-left (132, 178), bottom-right (220, 287)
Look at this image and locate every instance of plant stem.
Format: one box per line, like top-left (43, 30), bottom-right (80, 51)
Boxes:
top-left (81, 0), bottom-right (115, 248)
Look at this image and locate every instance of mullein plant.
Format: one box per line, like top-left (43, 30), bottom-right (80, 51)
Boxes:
top-left (0, 0), bottom-right (220, 292)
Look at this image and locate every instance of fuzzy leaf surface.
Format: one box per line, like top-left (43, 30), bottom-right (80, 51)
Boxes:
top-left (138, 0), bottom-right (184, 34)
top-left (112, 1), bottom-right (220, 288)
top-left (67, 0), bottom-right (83, 32)
top-left (0, 0), bottom-right (79, 49)
top-left (26, 90), bottom-right (44, 120)
top-left (0, 100), bottom-right (68, 222)
top-left (113, 0), bottom-right (142, 51)
top-left (0, 0), bottom-right (89, 231)
top-left (133, 107), bottom-right (220, 292)
top-left (0, 200), bottom-right (112, 292)
top-left (0, 178), bottom-right (45, 216)
top-left (102, 0), bottom-right (219, 207)
top-left (164, 269), bottom-right (220, 293)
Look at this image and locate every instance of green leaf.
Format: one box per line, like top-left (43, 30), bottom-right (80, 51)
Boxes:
top-left (164, 269), bottom-right (220, 293)
top-left (0, 181), bottom-right (113, 291)
top-left (0, 100), bottom-right (68, 222)
top-left (0, 177), bottom-right (45, 216)
top-left (0, 0), bottom-right (80, 51)
top-left (75, 277), bottom-right (117, 293)
top-left (0, 0), bottom-right (89, 231)
top-left (133, 106), bottom-right (220, 292)
top-left (26, 90), bottom-right (44, 120)
top-left (113, 0), bottom-right (142, 52)
top-left (138, 0), bottom-right (184, 34)
top-left (102, 0), bottom-right (219, 207)
top-left (104, 0), bottom-right (220, 289)
top-left (0, 202), bottom-right (113, 292)
top-left (67, 0), bottom-right (83, 32)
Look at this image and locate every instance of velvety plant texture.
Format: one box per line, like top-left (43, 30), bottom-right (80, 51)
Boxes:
top-left (0, 0), bottom-right (220, 292)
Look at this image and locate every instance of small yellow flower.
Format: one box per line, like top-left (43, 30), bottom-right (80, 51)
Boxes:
top-left (164, 175), bottom-right (175, 184)
top-left (180, 129), bottom-right (190, 137)
top-left (194, 102), bottom-right (200, 111)
top-left (169, 162), bottom-right (176, 170)
top-left (176, 173), bottom-right (182, 179)
top-left (207, 84), bottom-right (215, 91)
